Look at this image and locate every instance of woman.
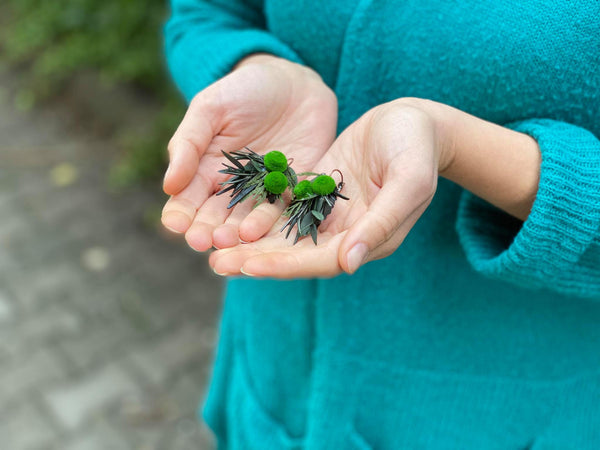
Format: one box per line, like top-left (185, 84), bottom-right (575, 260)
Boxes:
top-left (162, 1), bottom-right (600, 448)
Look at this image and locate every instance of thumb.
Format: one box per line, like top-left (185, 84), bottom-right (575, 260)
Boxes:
top-left (338, 173), bottom-right (435, 274)
top-left (163, 95), bottom-right (222, 195)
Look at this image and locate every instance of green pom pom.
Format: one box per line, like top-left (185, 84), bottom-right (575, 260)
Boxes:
top-left (264, 171), bottom-right (288, 194)
top-left (311, 175), bottom-right (336, 195)
top-left (293, 180), bottom-right (313, 199)
top-left (263, 151), bottom-right (288, 172)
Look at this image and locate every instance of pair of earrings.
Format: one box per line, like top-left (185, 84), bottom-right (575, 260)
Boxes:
top-left (216, 147), bottom-right (348, 244)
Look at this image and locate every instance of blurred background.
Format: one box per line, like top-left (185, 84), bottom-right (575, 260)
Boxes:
top-left (1, 1), bottom-right (223, 448)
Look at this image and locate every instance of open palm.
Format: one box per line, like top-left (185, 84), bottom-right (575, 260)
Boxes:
top-left (209, 102), bottom-right (442, 277)
top-left (162, 55), bottom-right (337, 251)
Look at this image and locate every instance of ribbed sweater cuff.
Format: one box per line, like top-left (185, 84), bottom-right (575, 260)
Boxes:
top-left (166, 28), bottom-right (304, 103)
top-left (456, 119), bottom-right (600, 298)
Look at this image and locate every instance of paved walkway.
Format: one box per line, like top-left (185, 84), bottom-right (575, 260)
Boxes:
top-left (0, 75), bottom-right (223, 449)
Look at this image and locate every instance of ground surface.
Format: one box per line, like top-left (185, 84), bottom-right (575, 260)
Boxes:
top-left (0, 73), bottom-right (223, 450)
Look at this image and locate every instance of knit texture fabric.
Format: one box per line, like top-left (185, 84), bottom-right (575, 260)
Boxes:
top-left (457, 119), bottom-right (600, 298)
top-left (164, 0), bottom-right (600, 448)
top-left (165, 0), bottom-right (303, 103)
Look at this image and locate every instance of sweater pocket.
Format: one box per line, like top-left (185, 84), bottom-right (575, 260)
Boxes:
top-left (320, 355), bottom-right (600, 450)
top-left (232, 340), bottom-right (374, 450)
top-left (229, 278), bottom-right (315, 439)
top-left (345, 423), bottom-right (374, 450)
top-left (230, 345), bottom-right (305, 450)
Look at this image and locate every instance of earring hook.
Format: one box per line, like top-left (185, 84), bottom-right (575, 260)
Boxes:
top-left (330, 169), bottom-right (344, 185)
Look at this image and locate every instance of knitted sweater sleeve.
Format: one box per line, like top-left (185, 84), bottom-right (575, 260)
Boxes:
top-left (164, 0), bottom-right (303, 102)
top-left (456, 119), bottom-right (600, 299)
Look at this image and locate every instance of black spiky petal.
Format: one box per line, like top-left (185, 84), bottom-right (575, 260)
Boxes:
top-left (281, 182), bottom-right (349, 245)
top-left (216, 148), bottom-right (297, 209)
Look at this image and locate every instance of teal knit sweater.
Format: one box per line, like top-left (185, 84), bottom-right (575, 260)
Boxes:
top-left (165, 1), bottom-right (600, 448)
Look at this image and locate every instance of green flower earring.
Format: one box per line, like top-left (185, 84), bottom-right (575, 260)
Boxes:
top-left (216, 148), bottom-right (297, 209)
top-left (281, 170), bottom-right (349, 244)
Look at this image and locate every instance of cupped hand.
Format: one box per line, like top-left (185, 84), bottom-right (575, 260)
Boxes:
top-left (209, 99), bottom-right (454, 277)
top-left (161, 55), bottom-right (337, 251)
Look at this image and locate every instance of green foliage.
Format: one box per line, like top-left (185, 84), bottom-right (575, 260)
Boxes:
top-left (264, 150), bottom-right (288, 172)
top-left (1, 0), bottom-right (185, 188)
top-left (1, 0), bottom-right (168, 94)
top-left (108, 96), bottom-right (183, 189)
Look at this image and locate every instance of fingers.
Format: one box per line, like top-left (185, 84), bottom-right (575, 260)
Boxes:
top-left (161, 161), bottom-right (215, 233)
top-left (242, 235), bottom-right (344, 278)
top-left (163, 137), bottom-right (201, 195)
top-left (208, 244), bottom-right (265, 276)
top-left (212, 200), bottom-right (255, 249)
top-left (209, 233), bottom-right (345, 278)
top-left (184, 193), bottom-right (232, 252)
top-left (163, 95), bottom-right (221, 196)
top-left (238, 195), bottom-right (290, 243)
top-left (162, 197), bottom-right (197, 234)
top-left (338, 169), bottom-right (436, 274)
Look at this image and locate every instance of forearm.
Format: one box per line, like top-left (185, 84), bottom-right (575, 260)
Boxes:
top-left (410, 99), bottom-right (541, 221)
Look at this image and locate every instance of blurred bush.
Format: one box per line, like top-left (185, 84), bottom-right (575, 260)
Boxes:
top-left (0, 0), bottom-right (185, 187)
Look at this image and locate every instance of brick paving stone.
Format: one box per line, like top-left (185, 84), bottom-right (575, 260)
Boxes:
top-left (109, 380), bottom-right (214, 449)
top-left (58, 321), bottom-right (138, 373)
top-left (19, 308), bottom-right (82, 344)
top-left (0, 289), bottom-right (15, 323)
top-left (0, 211), bottom-right (31, 242)
top-left (0, 401), bottom-right (60, 450)
top-left (0, 348), bottom-right (68, 408)
top-left (168, 416), bottom-right (216, 450)
top-left (61, 418), bottom-right (131, 450)
top-left (118, 426), bottom-right (166, 450)
top-left (116, 388), bottom-right (176, 427)
top-left (199, 326), bottom-right (219, 350)
top-left (167, 372), bottom-right (209, 418)
top-left (44, 363), bottom-right (139, 430)
top-left (8, 262), bottom-right (82, 315)
top-left (128, 323), bottom-right (211, 387)
top-left (1, 71), bottom-right (222, 449)
top-left (0, 331), bottom-right (18, 361)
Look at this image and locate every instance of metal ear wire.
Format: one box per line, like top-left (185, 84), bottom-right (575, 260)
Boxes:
top-left (330, 169), bottom-right (344, 188)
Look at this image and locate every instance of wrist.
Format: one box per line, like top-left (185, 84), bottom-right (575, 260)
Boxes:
top-left (234, 53), bottom-right (284, 70)
top-left (233, 53), bottom-right (323, 83)
top-left (417, 99), bottom-right (541, 220)
top-left (390, 97), bottom-right (458, 175)
top-left (390, 97), bottom-right (541, 220)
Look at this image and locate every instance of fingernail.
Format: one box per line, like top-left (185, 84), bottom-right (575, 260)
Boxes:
top-left (162, 217), bottom-right (185, 234)
top-left (164, 164), bottom-right (172, 182)
top-left (240, 267), bottom-right (255, 277)
top-left (212, 267), bottom-right (229, 277)
top-left (163, 223), bottom-right (183, 234)
top-left (346, 243), bottom-right (368, 274)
